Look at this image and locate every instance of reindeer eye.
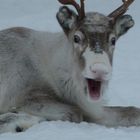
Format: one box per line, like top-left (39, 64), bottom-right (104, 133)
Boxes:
top-left (111, 37), bottom-right (116, 46)
top-left (74, 35), bottom-right (81, 43)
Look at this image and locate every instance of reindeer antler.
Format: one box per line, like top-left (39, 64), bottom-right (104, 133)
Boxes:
top-left (58, 0), bottom-right (85, 20)
top-left (108, 0), bottom-right (134, 21)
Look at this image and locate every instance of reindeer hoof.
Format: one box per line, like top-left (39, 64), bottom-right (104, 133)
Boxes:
top-left (0, 113), bottom-right (44, 133)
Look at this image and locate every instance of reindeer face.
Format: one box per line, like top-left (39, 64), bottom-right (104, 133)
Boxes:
top-left (57, 0), bottom-right (134, 101)
top-left (75, 13), bottom-right (113, 80)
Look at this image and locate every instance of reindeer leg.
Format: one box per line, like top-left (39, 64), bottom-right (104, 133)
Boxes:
top-left (0, 99), bottom-right (82, 133)
top-left (89, 106), bottom-right (140, 127)
top-left (0, 100), bottom-right (82, 134)
top-left (19, 99), bottom-right (83, 123)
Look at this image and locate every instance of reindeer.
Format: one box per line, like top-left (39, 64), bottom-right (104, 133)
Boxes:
top-left (0, 0), bottom-right (138, 133)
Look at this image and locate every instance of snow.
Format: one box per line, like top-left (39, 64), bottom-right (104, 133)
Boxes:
top-left (0, 0), bottom-right (140, 139)
top-left (1, 121), bottom-right (140, 140)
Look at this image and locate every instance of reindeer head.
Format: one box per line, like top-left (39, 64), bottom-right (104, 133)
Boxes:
top-left (57, 0), bottom-right (135, 101)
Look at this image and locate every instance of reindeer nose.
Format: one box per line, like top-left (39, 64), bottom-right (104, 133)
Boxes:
top-left (90, 63), bottom-right (109, 80)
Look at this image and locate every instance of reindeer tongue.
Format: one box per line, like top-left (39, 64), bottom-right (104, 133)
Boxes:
top-left (86, 79), bottom-right (101, 100)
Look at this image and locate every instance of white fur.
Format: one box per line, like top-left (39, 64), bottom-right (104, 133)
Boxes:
top-left (82, 47), bottom-right (112, 80)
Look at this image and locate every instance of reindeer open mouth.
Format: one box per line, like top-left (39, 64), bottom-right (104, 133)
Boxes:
top-left (86, 78), bottom-right (102, 100)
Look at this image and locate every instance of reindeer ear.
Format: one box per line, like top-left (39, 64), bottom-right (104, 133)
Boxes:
top-left (56, 6), bottom-right (78, 35)
top-left (114, 15), bottom-right (135, 38)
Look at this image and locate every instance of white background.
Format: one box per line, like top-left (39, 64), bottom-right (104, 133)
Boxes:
top-left (0, 0), bottom-right (140, 139)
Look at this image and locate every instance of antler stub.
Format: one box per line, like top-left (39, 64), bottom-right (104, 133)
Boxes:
top-left (108, 0), bottom-right (134, 21)
top-left (58, 0), bottom-right (85, 20)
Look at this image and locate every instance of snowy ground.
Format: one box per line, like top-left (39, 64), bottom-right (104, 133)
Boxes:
top-left (0, 0), bottom-right (140, 139)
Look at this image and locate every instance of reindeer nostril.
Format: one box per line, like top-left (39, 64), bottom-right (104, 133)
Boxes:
top-left (105, 71), bottom-right (109, 75)
top-left (93, 70), bottom-right (97, 73)
top-left (90, 66), bottom-right (96, 73)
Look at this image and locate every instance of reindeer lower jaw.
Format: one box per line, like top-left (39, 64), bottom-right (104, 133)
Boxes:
top-left (86, 78), bottom-right (102, 100)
